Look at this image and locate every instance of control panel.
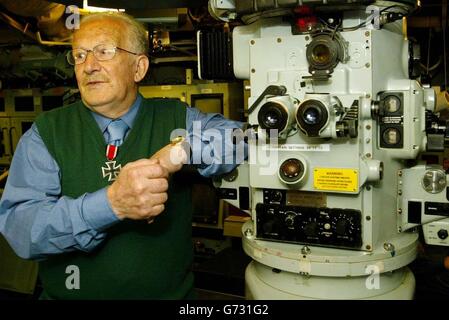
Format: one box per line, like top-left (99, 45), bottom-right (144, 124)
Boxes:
top-left (256, 190), bottom-right (362, 249)
top-left (423, 219), bottom-right (449, 246)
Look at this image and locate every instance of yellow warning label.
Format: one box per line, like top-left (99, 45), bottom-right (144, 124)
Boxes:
top-left (314, 168), bottom-right (359, 193)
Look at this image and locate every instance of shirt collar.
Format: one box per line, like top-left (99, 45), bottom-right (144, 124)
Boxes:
top-left (91, 94), bottom-right (143, 133)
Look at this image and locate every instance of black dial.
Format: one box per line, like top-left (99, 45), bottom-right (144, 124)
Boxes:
top-left (272, 190), bottom-right (283, 203)
top-left (336, 219), bottom-right (349, 236)
top-left (284, 211), bottom-right (297, 229)
top-left (437, 229), bottom-right (449, 240)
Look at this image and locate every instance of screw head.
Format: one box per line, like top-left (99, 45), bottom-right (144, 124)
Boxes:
top-left (301, 246), bottom-right (311, 255)
top-left (384, 242), bottom-right (395, 252)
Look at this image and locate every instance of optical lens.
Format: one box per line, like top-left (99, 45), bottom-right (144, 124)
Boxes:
top-left (264, 110), bottom-right (280, 127)
top-left (258, 102), bottom-right (288, 131)
top-left (312, 44), bottom-right (331, 64)
top-left (303, 107), bottom-right (320, 125)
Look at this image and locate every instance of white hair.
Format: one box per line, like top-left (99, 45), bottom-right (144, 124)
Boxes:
top-left (76, 12), bottom-right (148, 54)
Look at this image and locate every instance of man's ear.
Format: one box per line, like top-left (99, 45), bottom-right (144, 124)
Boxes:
top-left (134, 55), bottom-right (149, 82)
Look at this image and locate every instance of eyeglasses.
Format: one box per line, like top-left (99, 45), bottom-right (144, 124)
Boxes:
top-left (66, 44), bottom-right (139, 65)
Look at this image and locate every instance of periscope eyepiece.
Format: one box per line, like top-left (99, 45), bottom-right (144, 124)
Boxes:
top-left (296, 99), bottom-right (329, 137)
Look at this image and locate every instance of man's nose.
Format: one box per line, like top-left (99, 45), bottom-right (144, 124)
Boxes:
top-left (83, 51), bottom-right (101, 74)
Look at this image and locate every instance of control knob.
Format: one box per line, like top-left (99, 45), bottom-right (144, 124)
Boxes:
top-left (336, 219), bottom-right (349, 236)
top-left (437, 229), bottom-right (449, 240)
top-left (284, 211), bottom-right (297, 229)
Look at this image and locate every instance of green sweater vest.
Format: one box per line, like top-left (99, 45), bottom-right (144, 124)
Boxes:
top-left (34, 98), bottom-right (193, 299)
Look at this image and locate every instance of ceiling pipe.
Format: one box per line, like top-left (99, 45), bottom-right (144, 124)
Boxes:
top-left (0, 10), bottom-right (70, 46)
top-left (0, 0), bottom-right (71, 44)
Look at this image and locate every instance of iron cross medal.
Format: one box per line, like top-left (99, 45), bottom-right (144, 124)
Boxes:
top-left (102, 160), bottom-right (122, 182)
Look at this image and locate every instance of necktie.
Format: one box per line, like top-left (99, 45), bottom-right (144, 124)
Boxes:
top-left (105, 119), bottom-right (129, 161)
top-left (106, 119), bottom-right (129, 147)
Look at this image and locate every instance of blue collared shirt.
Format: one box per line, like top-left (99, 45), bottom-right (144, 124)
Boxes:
top-left (0, 95), bottom-right (246, 259)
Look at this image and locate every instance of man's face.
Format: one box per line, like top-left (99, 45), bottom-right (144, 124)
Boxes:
top-left (72, 18), bottom-right (138, 115)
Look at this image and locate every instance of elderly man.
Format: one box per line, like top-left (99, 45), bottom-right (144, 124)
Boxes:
top-left (0, 12), bottom-right (245, 299)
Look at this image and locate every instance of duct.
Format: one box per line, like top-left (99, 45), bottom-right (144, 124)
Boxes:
top-left (0, 11), bottom-right (70, 46)
top-left (52, 0), bottom-right (206, 9)
top-left (130, 8), bottom-right (188, 27)
top-left (0, 11), bottom-right (37, 42)
top-left (0, 0), bottom-right (71, 43)
top-left (0, 0), bottom-right (63, 16)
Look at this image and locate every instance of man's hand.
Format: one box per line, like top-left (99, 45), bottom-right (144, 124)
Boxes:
top-left (150, 137), bottom-right (189, 174)
top-left (107, 158), bottom-right (169, 221)
top-left (107, 140), bottom-right (188, 222)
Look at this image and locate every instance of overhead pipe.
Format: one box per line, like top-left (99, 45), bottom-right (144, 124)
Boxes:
top-left (0, 0), bottom-right (71, 45)
top-left (0, 11), bottom-right (70, 46)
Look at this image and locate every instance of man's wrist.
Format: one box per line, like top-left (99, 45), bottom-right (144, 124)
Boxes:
top-left (83, 188), bottom-right (121, 230)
